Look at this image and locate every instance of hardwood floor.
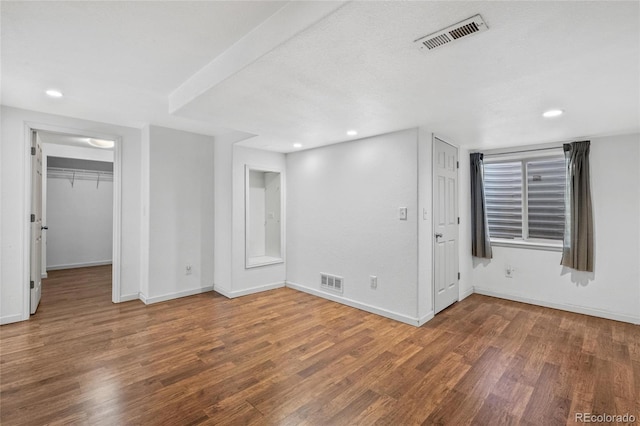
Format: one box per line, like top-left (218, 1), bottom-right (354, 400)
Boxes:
top-left (1, 266), bottom-right (638, 425)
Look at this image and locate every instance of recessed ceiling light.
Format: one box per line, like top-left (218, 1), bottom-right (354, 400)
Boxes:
top-left (87, 138), bottom-right (115, 149)
top-left (346, 130), bottom-right (358, 137)
top-left (45, 89), bottom-right (63, 98)
top-left (293, 143), bottom-right (302, 148)
top-left (542, 109), bottom-right (564, 118)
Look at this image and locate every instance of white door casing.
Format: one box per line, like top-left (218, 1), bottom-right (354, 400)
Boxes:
top-left (23, 122), bottom-right (122, 322)
top-left (30, 131), bottom-right (43, 314)
top-left (41, 150), bottom-right (48, 279)
top-left (433, 137), bottom-right (459, 314)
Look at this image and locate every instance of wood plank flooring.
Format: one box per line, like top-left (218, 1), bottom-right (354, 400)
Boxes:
top-left (1, 266), bottom-right (639, 425)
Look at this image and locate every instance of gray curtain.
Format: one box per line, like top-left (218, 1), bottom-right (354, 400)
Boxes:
top-left (470, 153), bottom-right (492, 259)
top-left (561, 141), bottom-right (594, 272)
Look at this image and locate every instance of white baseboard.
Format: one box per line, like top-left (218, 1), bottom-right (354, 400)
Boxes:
top-left (418, 311), bottom-right (434, 326)
top-left (474, 287), bottom-right (640, 325)
top-left (139, 286), bottom-right (214, 305)
top-left (286, 281), bottom-right (421, 326)
top-left (119, 293), bottom-right (139, 302)
top-left (1, 314), bottom-right (24, 325)
top-left (41, 272), bottom-right (48, 279)
top-left (212, 285), bottom-right (232, 298)
top-left (47, 260), bottom-right (112, 271)
top-left (214, 281), bottom-right (285, 299)
top-left (459, 286), bottom-right (474, 301)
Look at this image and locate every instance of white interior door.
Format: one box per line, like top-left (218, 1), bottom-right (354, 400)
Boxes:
top-left (433, 137), bottom-right (459, 314)
top-left (30, 130), bottom-right (43, 314)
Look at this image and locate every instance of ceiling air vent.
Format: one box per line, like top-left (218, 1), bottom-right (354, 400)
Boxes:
top-left (415, 14), bottom-right (488, 51)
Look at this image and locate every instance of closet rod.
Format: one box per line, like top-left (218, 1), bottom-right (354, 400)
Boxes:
top-left (47, 167), bottom-right (113, 176)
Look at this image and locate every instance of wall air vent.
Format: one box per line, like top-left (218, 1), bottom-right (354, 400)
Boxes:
top-left (321, 273), bottom-right (344, 294)
top-left (414, 14), bottom-right (488, 51)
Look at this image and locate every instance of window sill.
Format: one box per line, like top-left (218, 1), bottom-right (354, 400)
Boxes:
top-left (490, 238), bottom-right (563, 252)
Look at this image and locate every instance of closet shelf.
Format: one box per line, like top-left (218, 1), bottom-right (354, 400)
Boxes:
top-left (47, 167), bottom-right (113, 187)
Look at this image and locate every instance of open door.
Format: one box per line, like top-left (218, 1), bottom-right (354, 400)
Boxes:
top-left (433, 137), bottom-right (459, 314)
top-left (30, 130), bottom-right (43, 314)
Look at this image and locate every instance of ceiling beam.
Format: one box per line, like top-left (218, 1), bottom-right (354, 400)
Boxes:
top-left (169, 1), bottom-right (347, 115)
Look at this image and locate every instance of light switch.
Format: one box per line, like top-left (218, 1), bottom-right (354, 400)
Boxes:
top-left (399, 207), bottom-right (408, 220)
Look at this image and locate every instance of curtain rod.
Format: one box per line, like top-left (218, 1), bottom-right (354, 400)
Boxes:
top-left (483, 146), bottom-right (563, 156)
top-left (473, 139), bottom-right (590, 156)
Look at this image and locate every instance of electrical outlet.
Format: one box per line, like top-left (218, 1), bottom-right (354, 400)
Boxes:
top-left (505, 266), bottom-right (513, 278)
top-left (186, 264), bottom-right (192, 275)
top-left (370, 275), bottom-right (377, 289)
top-left (399, 207), bottom-right (408, 220)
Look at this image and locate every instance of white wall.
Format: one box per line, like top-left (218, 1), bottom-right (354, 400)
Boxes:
top-left (141, 125), bottom-right (215, 303)
top-left (417, 128), bottom-right (433, 321)
top-left (457, 146), bottom-right (473, 301)
top-left (229, 146), bottom-right (286, 296)
top-left (286, 129), bottom-right (422, 324)
top-left (0, 106), bottom-right (141, 324)
top-left (212, 133), bottom-right (238, 294)
top-left (46, 175), bottom-right (113, 269)
top-left (139, 125), bottom-right (151, 300)
top-left (469, 133), bottom-right (640, 324)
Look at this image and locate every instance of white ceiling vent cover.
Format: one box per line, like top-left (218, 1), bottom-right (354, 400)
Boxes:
top-left (415, 14), bottom-right (488, 51)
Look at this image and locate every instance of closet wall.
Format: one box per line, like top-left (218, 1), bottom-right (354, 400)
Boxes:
top-left (45, 148), bottom-right (114, 270)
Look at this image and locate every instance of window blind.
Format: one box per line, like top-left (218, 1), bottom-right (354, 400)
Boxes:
top-left (484, 161), bottom-right (522, 239)
top-left (484, 153), bottom-right (565, 242)
top-left (526, 156), bottom-right (565, 240)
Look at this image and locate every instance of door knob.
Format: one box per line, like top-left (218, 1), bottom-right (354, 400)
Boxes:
top-left (41, 226), bottom-right (48, 230)
top-left (435, 233), bottom-right (443, 239)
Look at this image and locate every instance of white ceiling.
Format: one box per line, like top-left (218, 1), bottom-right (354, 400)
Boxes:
top-left (2, 1), bottom-right (639, 152)
top-left (1, 1), bottom-right (287, 135)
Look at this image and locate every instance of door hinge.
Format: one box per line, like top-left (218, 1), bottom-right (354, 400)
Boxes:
top-left (30, 280), bottom-right (35, 289)
top-left (456, 161), bottom-right (459, 169)
top-left (30, 214), bottom-right (35, 223)
top-left (457, 217), bottom-right (460, 224)
top-left (31, 147), bottom-right (36, 155)
top-left (458, 272), bottom-right (461, 280)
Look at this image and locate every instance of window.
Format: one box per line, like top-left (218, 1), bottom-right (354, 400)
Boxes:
top-left (483, 152), bottom-right (565, 247)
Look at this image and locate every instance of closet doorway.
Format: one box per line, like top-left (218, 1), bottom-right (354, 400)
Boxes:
top-left (28, 129), bottom-right (120, 314)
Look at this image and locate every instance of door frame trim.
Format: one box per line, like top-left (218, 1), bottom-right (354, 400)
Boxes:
top-left (22, 122), bottom-right (123, 320)
top-left (431, 135), bottom-right (460, 314)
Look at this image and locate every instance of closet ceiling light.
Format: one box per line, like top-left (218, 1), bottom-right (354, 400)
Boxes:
top-left (88, 138), bottom-right (115, 149)
top-left (542, 109), bottom-right (564, 118)
top-left (346, 130), bottom-right (358, 136)
top-left (293, 143), bottom-right (302, 148)
top-left (45, 89), bottom-right (63, 98)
